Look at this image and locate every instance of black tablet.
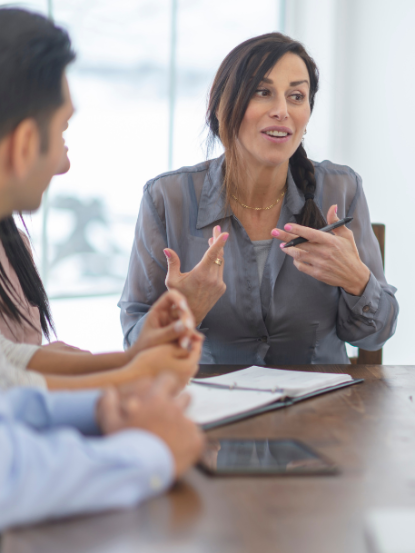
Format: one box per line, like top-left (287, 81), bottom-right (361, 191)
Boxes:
top-left (198, 439), bottom-right (338, 476)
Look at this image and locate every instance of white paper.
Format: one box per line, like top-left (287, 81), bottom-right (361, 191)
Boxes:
top-left (192, 366), bottom-right (352, 397)
top-left (186, 384), bottom-right (282, 425)
top-left (366, 509), bottom-right (415, 553)
top-left (187, 366), bottom-right (353, 425)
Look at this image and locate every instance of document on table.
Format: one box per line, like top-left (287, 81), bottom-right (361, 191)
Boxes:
top-left (186, 366), bottom-right (353, 426)
top-left (366, 509), bottom-right (415, 553)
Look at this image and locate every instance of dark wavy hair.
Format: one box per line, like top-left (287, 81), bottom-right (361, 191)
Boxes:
top-left (0, 217), bottom-right (55, 340)
top-left (206, 32), bottom-right (326, 229)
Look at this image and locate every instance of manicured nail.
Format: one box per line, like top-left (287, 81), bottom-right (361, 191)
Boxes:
top-left (174, 320), bottom-right (185, 333)
top-left (222, 232), bottom-right (229, 242)
top-left (335, 205), bottom-right (338, 214)
top-left (271, 229), bottom-right (280, 237)
top-left (163, 249), bottom-right (171, 259)
top-left (180, 336), bottom-right (190, 350)
top-left (185, 318), bottom-right (194, 330)
top-left (280, 243), bottom-right (286, 248)
top-left (216, 225), bottom-right (221, 233)
top-left (284, 224), bottom-right (292, 231)
top-left (179, 299), bottom-right (188, 311)
top-left (126, 397), bottom-right (140, 411)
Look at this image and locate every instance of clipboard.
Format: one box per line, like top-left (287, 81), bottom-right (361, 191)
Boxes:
top-left (200, 378), bottom-right (364, 431)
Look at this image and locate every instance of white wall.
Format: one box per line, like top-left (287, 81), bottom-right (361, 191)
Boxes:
top-left (284, 0), bottom-right (415, 364)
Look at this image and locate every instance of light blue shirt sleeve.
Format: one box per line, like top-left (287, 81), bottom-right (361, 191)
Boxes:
top-left (0, 388), bottom-right (175, 530)
top-left (1, 387), bottom-right (102, 435)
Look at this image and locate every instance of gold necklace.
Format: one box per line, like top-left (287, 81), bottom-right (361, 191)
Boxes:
top-left (231, 187), bottom-right (286, 211)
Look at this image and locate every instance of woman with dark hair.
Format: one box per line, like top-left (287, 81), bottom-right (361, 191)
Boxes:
top-left (0, 216), bottom-right (51, 344)
top-left (120, 32), bottom-right (398, 365)
top-left (0, 136), bottom-right (202, 391)
top-left (0, 126), bottom-right (71, 345)
top-left (0, 143), bottom-right (203, 389)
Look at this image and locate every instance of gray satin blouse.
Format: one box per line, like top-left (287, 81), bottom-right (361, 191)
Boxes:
top-left (119, 155), bottom-right (398, 365)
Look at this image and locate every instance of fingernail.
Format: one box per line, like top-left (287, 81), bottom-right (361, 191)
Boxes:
top-left (280, 243), bottom-right (285, 248)
top-left (271, 229), bottom-right (279, 237)
top-left (163, 249), bottom-right (171, 259)
top-left (180, 336), bottom-right (190, 350)
top-left (335, 205), bottom-right (338, 214)
top-left (126, 397), bottom-right (140, 411)
top-left (216, 225), bottom-right (221, 233)
top-left (185, 318), bottom-right (194, 330)
top-left (222, 232), bottom-right (229, 242)
top-left (174, 320), bottom-right (185, 333)
top-left (284, 224), bottom-right (292, 231)
top-left (179, 299), bottom-right (188, 311)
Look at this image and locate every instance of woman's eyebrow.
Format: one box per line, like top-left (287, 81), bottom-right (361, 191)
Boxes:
top-left (290, 79), bottom-right (309, 87)
top-left (259, 78), bottom-right (310, 87)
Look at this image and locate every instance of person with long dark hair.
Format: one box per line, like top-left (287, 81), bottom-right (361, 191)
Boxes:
top-left (0, 144), bottom-right (71, 344)
top-left (0, 215), bottom-right (50, 344)
top-left (0, 7), bottom-right (203, 390)
top-left (120, 32), bottom-right (398, 365)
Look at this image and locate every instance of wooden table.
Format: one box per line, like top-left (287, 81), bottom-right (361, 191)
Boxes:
top-left (3, 364), bottom-right (415, 553)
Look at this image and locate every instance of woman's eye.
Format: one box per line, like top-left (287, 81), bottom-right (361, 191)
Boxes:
top-left (255, 88), bottom-right (269, 97)
top-left (290, 93), bottom-right (305, 102)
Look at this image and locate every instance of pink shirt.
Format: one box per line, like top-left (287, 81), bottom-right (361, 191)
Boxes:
top-left (0, 232), bottom-right (42, 345)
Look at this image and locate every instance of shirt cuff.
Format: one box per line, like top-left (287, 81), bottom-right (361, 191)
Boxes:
top-left (0, 368), bottom-right (47, 391)
top-left (47, 390), bottom-right (102, 435)
top-left (21, 369), bottom-right (48, 390)
top-left (104, 429), bottom-right (175, 494)
top-left (341, 272), bottom-right (381, 317)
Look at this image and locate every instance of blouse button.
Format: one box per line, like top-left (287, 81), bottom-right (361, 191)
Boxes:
top-left (362, 305), bottom-right (370, 313)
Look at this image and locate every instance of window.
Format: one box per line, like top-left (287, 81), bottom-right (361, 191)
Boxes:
top-left (1, 0), bottom-right (284, 351)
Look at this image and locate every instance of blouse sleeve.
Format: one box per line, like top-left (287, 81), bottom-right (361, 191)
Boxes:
top-left (336, 173), bottom-right (399, 349)
top-left (0, 333), bottom-right (45, 390)
top-left (118, 183), bottom-right (169, 348)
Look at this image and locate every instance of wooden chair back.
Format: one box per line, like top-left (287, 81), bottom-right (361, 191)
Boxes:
top-left (350, 223), bottom-right (385, 364)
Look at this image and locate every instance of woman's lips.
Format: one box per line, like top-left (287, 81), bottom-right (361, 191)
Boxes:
top-left (261, 132), bottom-right (291, 144)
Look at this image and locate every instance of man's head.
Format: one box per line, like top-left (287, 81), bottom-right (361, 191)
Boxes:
top-left (0, 8), bottom-right (75, 215)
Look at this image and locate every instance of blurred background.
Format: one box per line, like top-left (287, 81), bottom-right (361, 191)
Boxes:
top-left (0, 0), bottom-right (413, 363)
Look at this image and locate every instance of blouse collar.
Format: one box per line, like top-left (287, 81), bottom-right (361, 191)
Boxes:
top-left (196, 154), bottom-right (306, 230)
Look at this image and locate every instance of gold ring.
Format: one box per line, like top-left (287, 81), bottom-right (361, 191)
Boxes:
top-left (214, 257), bottom-right (223, 266)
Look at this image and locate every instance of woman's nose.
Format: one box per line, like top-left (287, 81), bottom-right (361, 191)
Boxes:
top-left (269, 98), bottom-right (288, 120)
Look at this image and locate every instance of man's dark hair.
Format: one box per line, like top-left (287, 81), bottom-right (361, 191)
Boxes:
top-left (0, 7), bottom-right (75, 150)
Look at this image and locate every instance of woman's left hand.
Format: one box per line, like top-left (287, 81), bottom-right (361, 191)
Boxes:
top-left (271, 204), bottom-right (370, 296)
top-left (127, 290), bottom-right (200, 358)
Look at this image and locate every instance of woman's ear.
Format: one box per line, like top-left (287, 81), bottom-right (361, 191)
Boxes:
top-left (10, 118), bottom-right (40, 179)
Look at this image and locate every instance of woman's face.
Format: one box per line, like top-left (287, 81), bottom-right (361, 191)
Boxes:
top-left (237, 52), bottom-right (311, 170)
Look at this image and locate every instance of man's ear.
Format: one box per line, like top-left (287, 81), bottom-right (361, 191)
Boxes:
top-left (10, 118), bottom-right (41, 179)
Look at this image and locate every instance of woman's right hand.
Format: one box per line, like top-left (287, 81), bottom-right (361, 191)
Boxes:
top-left (163, 226), bottom-right (229, 326)
top-left (124, 334), bottom-right (203, 387)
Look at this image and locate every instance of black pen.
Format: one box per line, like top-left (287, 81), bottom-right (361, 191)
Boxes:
top-left (283, 217), bottom-right (353, 248)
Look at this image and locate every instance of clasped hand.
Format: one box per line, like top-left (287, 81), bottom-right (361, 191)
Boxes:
top-left (97, 373), bottom-right (205, 478)
top-left (125, 289), bottom-right (204, 386)
top-left (272, 205), bottom-right (370, 296)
